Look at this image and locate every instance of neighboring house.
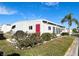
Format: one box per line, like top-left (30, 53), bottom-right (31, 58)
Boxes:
top-left (61, 28), bottom-right (73, 34)
top-left (1, 24), bottom-right (12, 33)
top-left (11, 19), bottom-right (65, 35)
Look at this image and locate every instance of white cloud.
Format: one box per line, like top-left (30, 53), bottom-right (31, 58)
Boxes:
top-left (0, 6), bottom-right (17, 15)
top-left (41, 2), bottom-right (59, 6)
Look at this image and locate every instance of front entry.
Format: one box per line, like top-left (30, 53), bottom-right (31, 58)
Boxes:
top-left (36, 24), bottom-right (40, 33)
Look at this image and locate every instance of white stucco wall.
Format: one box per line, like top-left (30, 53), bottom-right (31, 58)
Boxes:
top-left (1, 19), bottom-right (65, 34)
top-left (12, 20), bottom-right (42, 33)
top-left (11, 19), bottom-right (65, 35)
top-left (41, 22), bottom-right (63, 34)
top-left (41, 22), bottom-right (53, 34)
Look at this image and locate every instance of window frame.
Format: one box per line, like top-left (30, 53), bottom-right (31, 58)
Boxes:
top-left (29, 26), bottom-right (33, 30)
top-left (48, 26), bottom-right (51, 30)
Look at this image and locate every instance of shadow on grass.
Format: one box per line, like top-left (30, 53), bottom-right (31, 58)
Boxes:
top-left (7, 53), bottom-right (20, 56)
top-left (0, 34), bottom-right (6, 40)
top-left (0, 51), bottom-right (20, 56)
top-left (0, 51), bottom-right (4, 56)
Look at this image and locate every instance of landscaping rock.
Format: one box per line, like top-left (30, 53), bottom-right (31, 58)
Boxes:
top-left (27, 46), bottom-right (31, 49)
top-left (43, 41), bottom-right (48, 44)
top-left (37, 43), bottom-right (41, 46)
top-left (15, 46), bottom-right (19, 49)
top-left (51, 39), bottom-right (54, 41)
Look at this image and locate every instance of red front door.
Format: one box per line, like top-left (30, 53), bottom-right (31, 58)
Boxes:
top-left (36, 24), bottom-right (40, 33)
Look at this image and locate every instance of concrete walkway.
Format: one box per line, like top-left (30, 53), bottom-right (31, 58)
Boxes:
top-left (65, 37), bottom-right (78, 56)
top-left (77, 37), bottom-right (79, 56)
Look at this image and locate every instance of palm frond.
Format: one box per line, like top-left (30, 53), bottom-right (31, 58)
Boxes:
top-left (61, 16), bottom-right (67, 23)
top-left (67, 13), bottom-right (72, 20)
top-left (61, 13), bottom-right (72, 24)
top-left (72, 18), bottom-right (79, 27)
top-left (61, 13), bottom-right (79, 29)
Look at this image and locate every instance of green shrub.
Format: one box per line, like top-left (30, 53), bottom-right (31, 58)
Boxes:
top-left (41, 33), bottom-right (52, 41)
top-left (13, 31), bottom-right (42, 49)
top-left (51, 33), bottom-right (57, 39)
top-left (13, 30), bottom-right (35, 49)
top-left (29, 33), bottom-right (42, 44)
top-left (72, 28), bottom-right (78, 33)
top-left (61, 32), bottom-right (69, 36)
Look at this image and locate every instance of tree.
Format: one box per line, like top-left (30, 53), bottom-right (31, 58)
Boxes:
top-left (61, 13), bottom-right (79, 34)
top-left (72, 28), bottom-right (78, 33)
top-left (72, 18), bottom-right (79, 28)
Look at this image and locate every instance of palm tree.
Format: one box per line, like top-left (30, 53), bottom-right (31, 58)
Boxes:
top-left (61, 13), bottom-right (79, 34)
top-left (72, 18), bottom-right (79, 28)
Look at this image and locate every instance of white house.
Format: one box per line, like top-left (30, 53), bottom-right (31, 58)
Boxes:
top-left (1, 24), bottom-right (12, 33)
top-left (10, 19), bottom-right (65, 35)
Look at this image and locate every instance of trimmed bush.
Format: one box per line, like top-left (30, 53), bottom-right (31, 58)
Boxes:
top-left (61, 32), bottom-right (69, 36)
top-left (13, 31), bottom-right (41, 49)
top-left (30, 33), bottom-right (43, 44)
top-left (41, 33), bottom-right (52, 41)
top-left (13, 30), bottom-right (31, 49)
top-left (51, 33), bottom-right (57, 39)
top-left (72, 28), bottom-right (78, 33)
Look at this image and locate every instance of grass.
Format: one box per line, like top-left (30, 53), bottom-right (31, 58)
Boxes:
top-left (0, 36), bottom-right (74, 56)
top-left (0, 40), bottom-right (19, 55)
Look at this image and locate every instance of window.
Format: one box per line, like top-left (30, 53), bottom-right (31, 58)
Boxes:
top-left (42, 21), bottom-right (47, 23)
top-left (29, 26), bottom-right (33, 30)
top-left (48, 26), bottom-right (51, 30)
top-left (12, 25), bottom-right (16, 29)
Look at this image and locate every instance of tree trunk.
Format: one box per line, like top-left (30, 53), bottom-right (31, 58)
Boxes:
top-left (68, 26), bottom-right (71, 36)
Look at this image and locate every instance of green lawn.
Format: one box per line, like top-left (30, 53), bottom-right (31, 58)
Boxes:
top-left (0, 36), bottom-right (74, 56)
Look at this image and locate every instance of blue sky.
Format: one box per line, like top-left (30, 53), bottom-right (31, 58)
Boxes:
top-left (0, 2), bottom-right (79, 28)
